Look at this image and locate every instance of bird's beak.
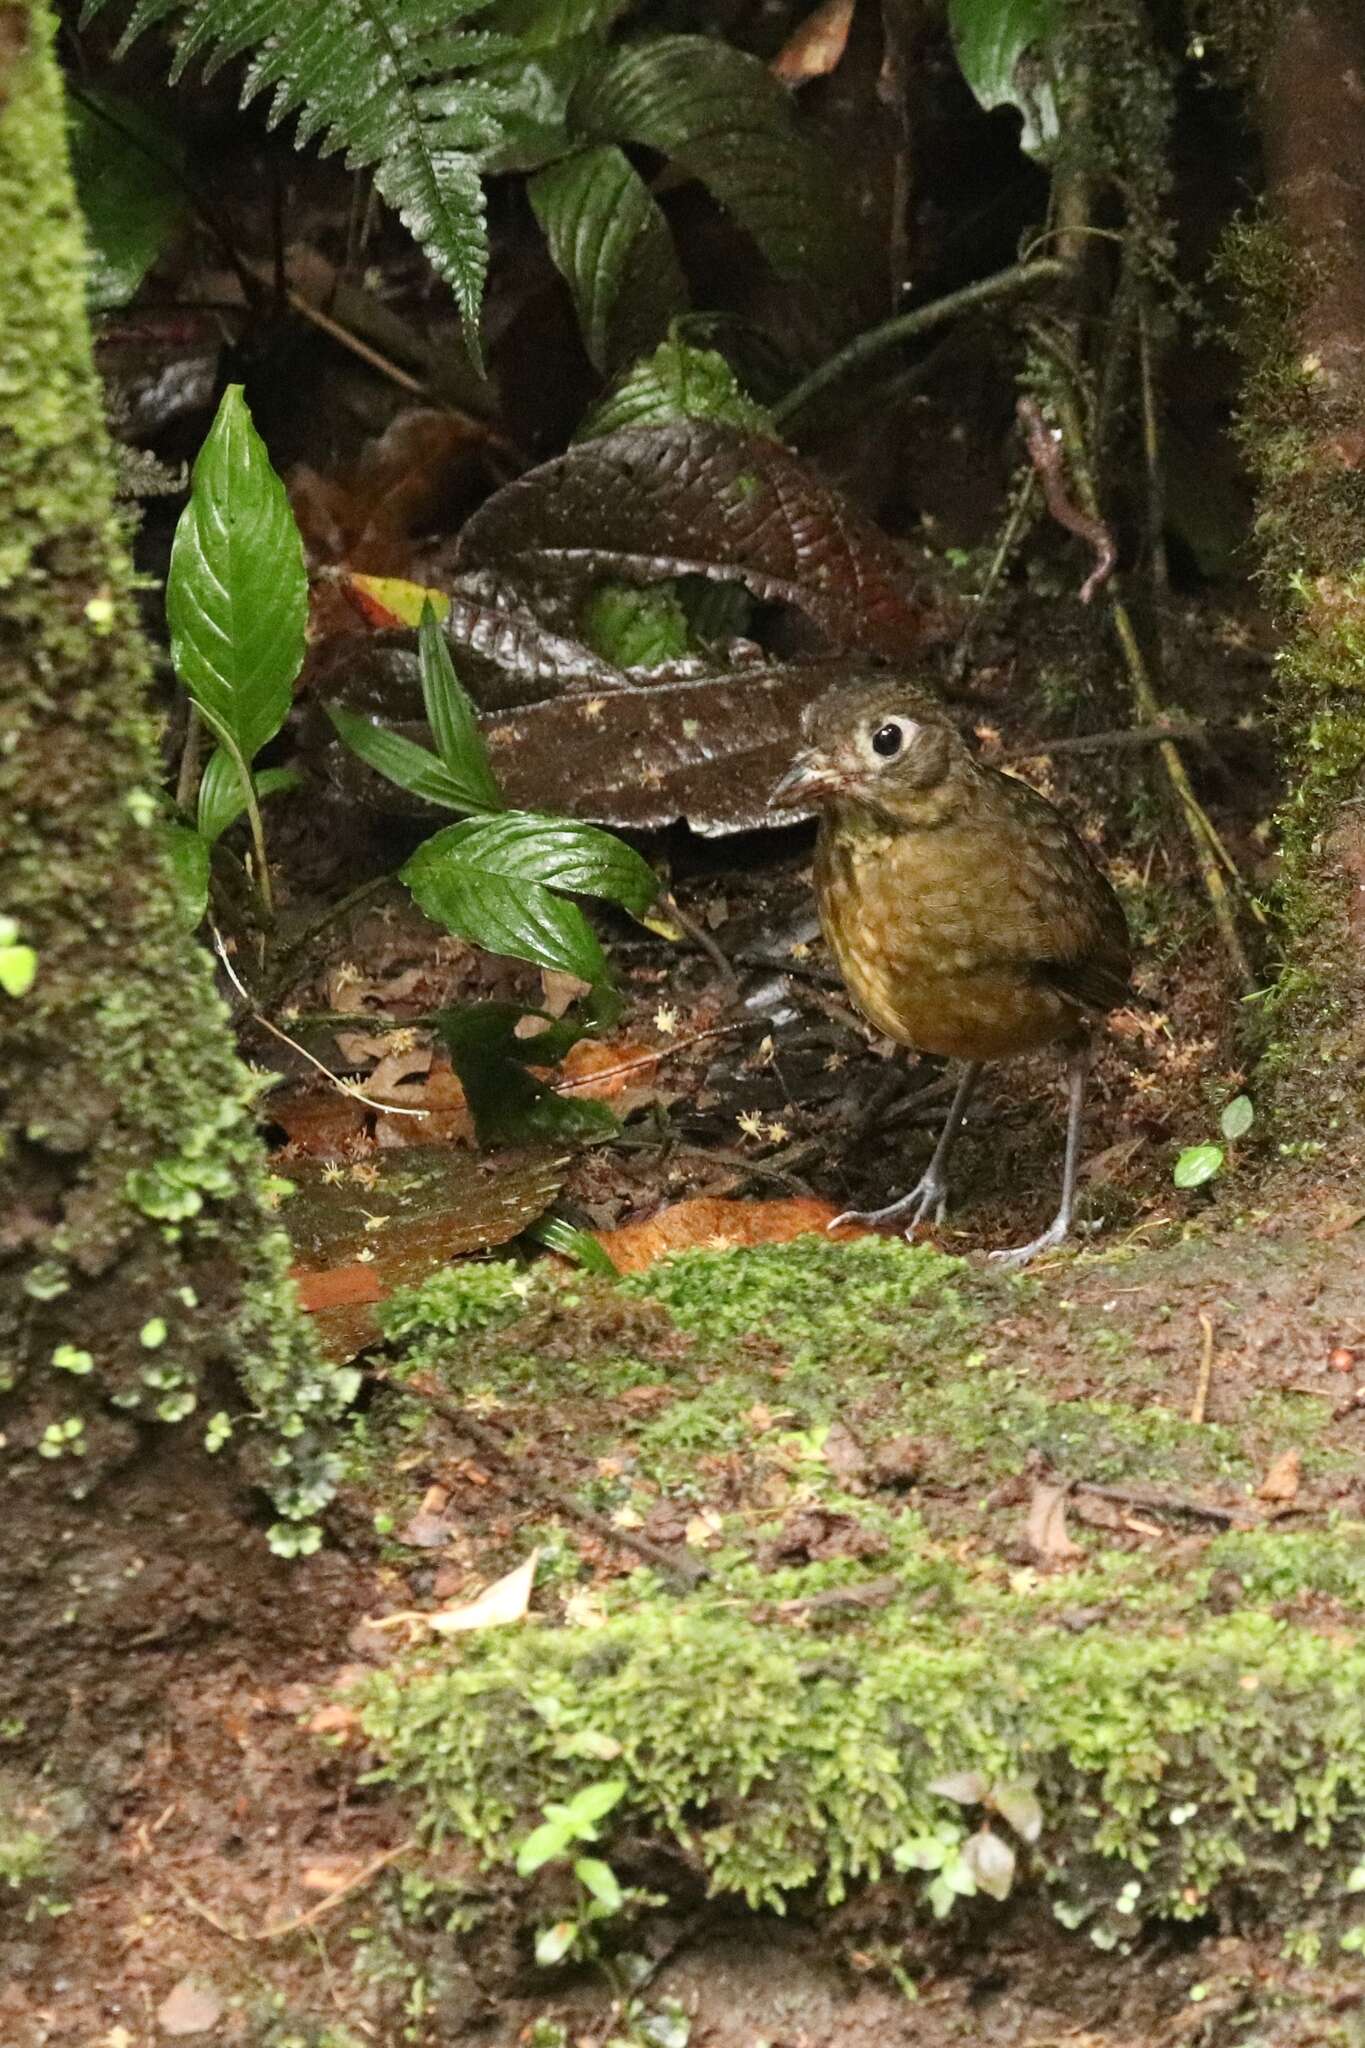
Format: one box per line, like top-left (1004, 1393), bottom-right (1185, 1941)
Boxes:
top-left (769, 750), bottom-right (836, 808)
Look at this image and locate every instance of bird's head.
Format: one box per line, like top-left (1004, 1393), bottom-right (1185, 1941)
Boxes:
top-left (770, 679), bottom-right (968, 819)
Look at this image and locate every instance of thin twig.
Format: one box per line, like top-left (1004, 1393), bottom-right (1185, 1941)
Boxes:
top-left (659, 891), bottom-right (737, 986)
top-left (409, 1385), bottom-right (711, 1586)
top-left (176, 705), bottom-right (202, 814)
top-left (773, 257), bottom-right (1067, 426)
top-left (211, 927), bottom-right (431, 1117)
top-left (948, 470), bottom-right (1038, 686)
top-left (1191, 1310), bottom-right (1214, 1426)
top-left (261, 1842), bottom-right (416, 1942)
top-left (997, 722), bottom-right (1210, 759)
top-left (1073, 1479), bottom-right (1245, 1527)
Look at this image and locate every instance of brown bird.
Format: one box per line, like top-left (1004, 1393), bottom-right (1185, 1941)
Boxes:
top-left (771, 678), bottom-right (1133, 1266)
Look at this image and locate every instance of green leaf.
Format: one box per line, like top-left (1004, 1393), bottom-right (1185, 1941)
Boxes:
top-left (573, 1856), bottom-right (623, 1910)
top-left (0, 944), bottom-right (39, 999)
top-left (167, 385), bottom-right (307, 768)
top-left (327, 705), bottom-right (489, 811)
top-left (947, 0), bottom-right (1064, 158)
top-left (418, 603), bottom-right (504, 809)
top-left (579, 338), bottom-right (774, 441)
top-left (1173, 1144), bottom-right (1224, 1191)
top-left (197, 749), bottom-right (301, 844)
top-left (403, 827), bottom-right (609, 984)
top-left (572, 37), bottom-right (858, 306)
top-left (434, 1003), bottom-right (619, 1146)
top-left (412, 812), bottom-right (657, 913)
top-left (517, 1818), bottom-right (574, 1874)
top-left (563, 1778), bottom-right (627, 1827)
top-left (534, 1920), bottom-right (579, 1966)
top-left (529, 145), bottom-right (687, 373)
top-left (525, 1214), bottom-right (619, 1274)
top-left (578, 582), bottom-right (691, 669)
top-left (67, 89), bottom-right (186, 311)
top-left (162, 821), bottom-right (211, 929)
top-left (1220, 1094), bottom-right (1254, 1142)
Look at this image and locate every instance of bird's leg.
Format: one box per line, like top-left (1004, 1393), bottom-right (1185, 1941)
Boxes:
top-left (990, 1045), bottom-right (1089, 1269)
top-left (829, 1062), bottom-right (982, 1235)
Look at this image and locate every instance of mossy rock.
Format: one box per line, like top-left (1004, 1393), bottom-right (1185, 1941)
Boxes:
top-left (348, 1236), bottom-right (1365, 1955)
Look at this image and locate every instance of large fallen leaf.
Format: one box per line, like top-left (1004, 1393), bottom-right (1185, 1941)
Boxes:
top-left (457, 423), bottom-right (941, 661)
top-left (594, 1196), bottom-right (866, 1274)
top-left (427, 1550), bottom-right (540, 1633)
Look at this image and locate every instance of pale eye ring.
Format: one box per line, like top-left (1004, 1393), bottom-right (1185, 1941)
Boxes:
top-left (871, 719), bottom-right (909, 760)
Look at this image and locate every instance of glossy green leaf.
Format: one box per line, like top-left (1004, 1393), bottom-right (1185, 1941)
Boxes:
top-left (434, 1003), bottom-right (619, 1146)
top-left (197, 749), bottom-right (301, 844)
top-left (525, 1213), bottom-right (618, 1274)
top-left (68, 90), bottom-right (186, 311)
top-left (402, 825), bottom-right (609, 983)
top-left (572, 37), bottom-right (858, 304)
top-left (947, 0), bottom-right (1064, 157)
top-left (167, 385), bottom-right (307, 769)
top-left (529, 145), bottom-right (687, 373)
top-left (418, 603), bottom-right (504, 809)
top-left (162, 821), bottom-right (211, 929)
top-left (410, 813), bottom-right (658, 915)
top-left (1220, 1094), bottom-right (1254, 1142)
top-left (327, 705), bottom-right (489, 811)
top-left (579, 338), bottom-right (774, 441)
top-left (1173, 1144), bottom-right (1223, 1191)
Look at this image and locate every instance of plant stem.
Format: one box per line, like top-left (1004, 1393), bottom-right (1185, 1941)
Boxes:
top-left (176, 704), bottom-right (202, 813)
top-left (772, 258), bottom-right (1067, 427)
top-left (221, 733), bottom-right (273, 925)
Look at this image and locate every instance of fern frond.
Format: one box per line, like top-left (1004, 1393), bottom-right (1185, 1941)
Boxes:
top-left (83, 0), bottom-right (513, 361)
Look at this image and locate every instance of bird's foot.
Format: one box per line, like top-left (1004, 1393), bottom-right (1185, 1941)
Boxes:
top-left (988, 1211), bottom-right (1072, 1271)
top-left (828, 1171), bottom-right (948, 1237)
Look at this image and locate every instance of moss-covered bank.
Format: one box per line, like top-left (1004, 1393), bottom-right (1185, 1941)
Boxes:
top-left (344, 1236), bottom-right (1365, 1958)
top-left (0, 4), bottom-right (350, 1658)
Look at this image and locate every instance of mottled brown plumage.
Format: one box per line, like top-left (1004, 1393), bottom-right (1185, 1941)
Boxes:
top-left (771, 678), bottom-right (1133, 1265)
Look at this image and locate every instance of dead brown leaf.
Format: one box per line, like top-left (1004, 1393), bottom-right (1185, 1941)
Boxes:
top-left (156, 1977), bottom-right (223, 2037)
top-left (771, 0), bottom-right (856, 82)
top-left (1025, 1478), bottom-right (1084, 1564)
top-left (1257, 1448), bottom-right (1301, 1503)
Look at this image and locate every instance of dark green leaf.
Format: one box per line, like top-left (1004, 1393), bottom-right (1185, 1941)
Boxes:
top-left (67, 89), bottom-right (186, 311)
top-left (402, 827), bottom-right (609, 983)
top-left (167, 385), bottom-right (307, 767)
top-left (525, 1213), bottom-right (617, 1273)
top-left (572, 37), bottom-right (859, 305)
top-left (578, 582), bottom-right (691, 668)
top-left (197, 748), bottom-right (301, 844)
top-left (529, 145), bottom-right (687, 373)
top-left (947, 0), bottom-right (1063, 157)
top-left (162, 821), bottom-right (210, 929)
top-left (418, 603), bottom-right (504, 809)
top-left (579, 338), bottom-right (773, 441)
top-left (435, 1003), bottom-right (620, 1145)
top-left (410, 813), bottom-right (658, 914)
top-left (327, 705), bottom-right (489, 811)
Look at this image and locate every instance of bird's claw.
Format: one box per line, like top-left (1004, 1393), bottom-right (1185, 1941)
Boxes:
top-left (828, 1173), bottom-right (948, 1237)
top-left (988, 1215), bottom-right (1072, 1270)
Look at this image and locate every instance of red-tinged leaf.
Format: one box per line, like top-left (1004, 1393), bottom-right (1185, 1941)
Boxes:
top-left (343, 573), bottom-right (453, 630)
top-left (457, 423), bottom-right (943, 661)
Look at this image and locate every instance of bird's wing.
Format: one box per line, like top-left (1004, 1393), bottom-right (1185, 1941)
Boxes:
top-left (975, 770), bottom-right (1134, 1013)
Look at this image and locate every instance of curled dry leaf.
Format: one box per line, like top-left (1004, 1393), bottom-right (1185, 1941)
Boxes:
top-left (1257, 1447), bottom-right (1301, 1503)
top-left (961, 1826), bottom-right (1016, 1902)
top-left (427, 1549), bottom-right (540, 1633)
top-left (457, 423), bottom-right (944, 661)
top-left (771, 0), bottom-right (857, 84)
top-left (594, 1196), bottom-right (865, 1274)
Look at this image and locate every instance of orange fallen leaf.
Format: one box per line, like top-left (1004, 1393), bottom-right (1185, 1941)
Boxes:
top-left (594, 1196), bottom-right (865, 1274)
top-left (291, 1263), bottom-right (386, 1311)
top-left (1257, 1448), bottom-right (1301, 1503)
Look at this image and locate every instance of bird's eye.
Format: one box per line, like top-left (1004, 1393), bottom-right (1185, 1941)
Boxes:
top-left (871, 720), bottom-right (908, 760)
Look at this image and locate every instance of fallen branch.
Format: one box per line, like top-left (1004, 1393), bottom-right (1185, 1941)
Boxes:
top-left (1072, 1479), bottom-right (1246, 1528)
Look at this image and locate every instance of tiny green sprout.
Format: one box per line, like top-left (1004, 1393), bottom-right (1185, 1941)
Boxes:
top-left (1343, 1926), bottom-right (1365, 1955)
top-left (1174, 1143), bottom-right (1223, 1190)
top-left (268, 1521), bottom-right (323, 1558)
top-left (373, 1510), bottom-right (396, 1536)
top-left (50, 1345), bottom-right (94, 1376)
top-left (203, 1411), bottom-right (233, 1453)
top-left (176, 1286), bottom-right (199, 1308)
top-left (24, 1265), bottom-right (69, 1302)
top-left (156, 1391), bottom-right (197, 1422)
top-left (38, 1417), bottom-right (86, 1458)
top-left (140, 1317), bottom-right (169, 1349)
top-left (125, 788), bottom-right (158, 827)
top-left (1220, 1094), bottom-right (1254, 1142)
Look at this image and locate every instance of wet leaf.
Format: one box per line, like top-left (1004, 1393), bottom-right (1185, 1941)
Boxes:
top-left (961, 1826), bottom-right (1016, 1901)
top-left (401, 823), bottom-right (608, 983)
top-left (197, 751), bottom-right (301, 844)
top-left (572, 36), bottom-right (860, 306)
top-left (948, 0), bottom-right (1063, 158)
top-left (1174, 1143), bottom-right (1224, 1191)
top-left (580, 339), bottom-right (774, 441)
top-left (529, 144), bottom-right (687, 373)
top-left (327, 704), bottom-right (485, 810)
top-left (418, 602), bottom-right (505, 809)
top-left (435, 1003), bottom-right (620, 1146)
top-left (458, 423), bottom-right (939, 661)
top-left (1220, 1094), bottom-right (1254, 1142)
top-left (69, 89), bottom-right (186, 310)
top-left (167, 385), bottom-right (307, 770)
